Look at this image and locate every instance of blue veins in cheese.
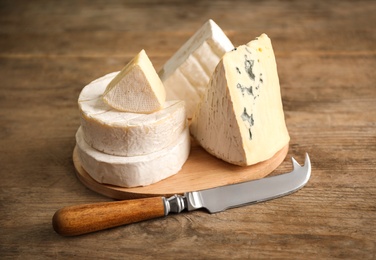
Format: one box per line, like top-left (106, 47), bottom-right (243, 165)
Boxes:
top-left (158, 19), bottom-right (234, 118)
top-left (190, 34), bottom-right (290, 166)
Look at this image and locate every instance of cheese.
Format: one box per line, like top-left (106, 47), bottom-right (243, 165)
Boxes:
top-left (103, 49), bottom-right (166, 113)
top-left (158, 19), bottom-right (234, 118)
top-left (79, 72), bottom-right (187, 157)
top-left (76, 126), bottom-right (191, 187)
top-left (190, 34), bottom-right (290, 166)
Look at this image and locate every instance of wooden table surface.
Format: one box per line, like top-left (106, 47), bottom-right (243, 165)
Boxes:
top-left (1, 0), bottom-right (375, 259)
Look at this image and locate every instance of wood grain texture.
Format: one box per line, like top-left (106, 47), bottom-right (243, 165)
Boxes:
top-left (73, 143), bottom-right (289, 199)
top-left (53, 197), bottom-right (165, 236)
top-left (0, 0), bottom-right (375, 259)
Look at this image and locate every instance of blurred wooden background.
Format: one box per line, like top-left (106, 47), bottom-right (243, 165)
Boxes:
top-left (1, 0), bottom-right (375, 259)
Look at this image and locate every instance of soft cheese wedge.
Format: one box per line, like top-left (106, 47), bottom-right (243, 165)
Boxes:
top-left (79, 72), bottom-right (187, 157)
top-left (76, 127), bottom-right (190, 188)
top-left (103, 49), bottom-right (166, 113)
top-left (190, 34), bottom-right (290, 166)
top-left (158, 19), bottom-right (234, 118)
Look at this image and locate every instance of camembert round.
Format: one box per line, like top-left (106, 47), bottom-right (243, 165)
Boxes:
top-left (78, 72), bottom-right (187, 157)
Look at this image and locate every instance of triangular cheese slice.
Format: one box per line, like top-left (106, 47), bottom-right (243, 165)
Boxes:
top-left (103, 49), bottom-right (166, 113)
top-left (190, 34), bottom-right (290, 166)
top-left (79, 72), bottom-right (187, 157)
top-left (158, 19), bottom-right (234, 118)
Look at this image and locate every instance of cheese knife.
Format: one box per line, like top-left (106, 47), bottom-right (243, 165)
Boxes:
top-left (53, 153), bottom-right (311, 236)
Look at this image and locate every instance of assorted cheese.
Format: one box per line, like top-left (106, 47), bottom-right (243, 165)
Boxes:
top-left (103, 50), bottom-right (166, 113)
top-left (158, 19), bottom-right (234, 118)
top-left (190, 34), bottom-right (290, 166)
top-left (76, 127), bottom-right (190, 187)
top-left (79, 72), bottom-right (186, 157)
top-left (75, 22), bottom-right (290, 188)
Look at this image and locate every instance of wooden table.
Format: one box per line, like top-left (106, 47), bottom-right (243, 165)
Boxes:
top-left (1, 1), bottom-right (375, 259)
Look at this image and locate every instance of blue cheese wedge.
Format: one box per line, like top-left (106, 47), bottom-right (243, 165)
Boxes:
top-left (158, 19), bottom-right (234, 118)
top-left (76, 126), bottom-right (190, 188)
top-left (79, 72), bottom-right (187, 157)
top-left (103, 49), bottom-right (166, 113)
top-left (190, 34), bottom-right (290, 166)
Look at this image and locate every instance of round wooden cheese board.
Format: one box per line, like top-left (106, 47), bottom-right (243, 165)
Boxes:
top-left (73, 141), bottom-right (289, 200)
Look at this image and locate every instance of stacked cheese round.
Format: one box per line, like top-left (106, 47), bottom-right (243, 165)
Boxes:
top-left (76, 72), bottom-right (190, 187)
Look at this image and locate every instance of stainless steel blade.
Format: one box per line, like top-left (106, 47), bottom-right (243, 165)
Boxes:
top-left (56, 153), bottom-right (311, 236)
top-left (184, 153), bottom-right (311, 213)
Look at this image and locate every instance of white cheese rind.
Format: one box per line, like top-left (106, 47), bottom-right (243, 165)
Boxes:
top-left (76, 126), bottom-right (191, 188)
top-left (79, 72), bottom-right (187, 157)
top-left (103, 49), bottom-right (166, 113)
top-left (190, 34), bottom-right (290, 166)
top-left (158, 19), bottom-right (234, 118)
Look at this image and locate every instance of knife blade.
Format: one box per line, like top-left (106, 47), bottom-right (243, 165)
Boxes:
top-left (53, 153), bottom-right (311, 236)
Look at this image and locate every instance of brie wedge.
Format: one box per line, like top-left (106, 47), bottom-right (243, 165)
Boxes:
top-left (76, 126), bottom-right (191, 188)
top-left (158, 19), bottom-right (234, 118)
top-left (190, 34), bottom-right (290, 166)
top-left (79, 72), bottom-right (187, 157)
top-left (103, 49), bottom-right (166, 113)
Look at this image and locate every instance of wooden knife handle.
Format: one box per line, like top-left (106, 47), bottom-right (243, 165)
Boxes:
top-left (52, 197), bottom-right (165, 236)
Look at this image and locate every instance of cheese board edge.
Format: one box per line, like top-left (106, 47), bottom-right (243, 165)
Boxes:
top-left (73, 143), bottom-right (289, 200)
